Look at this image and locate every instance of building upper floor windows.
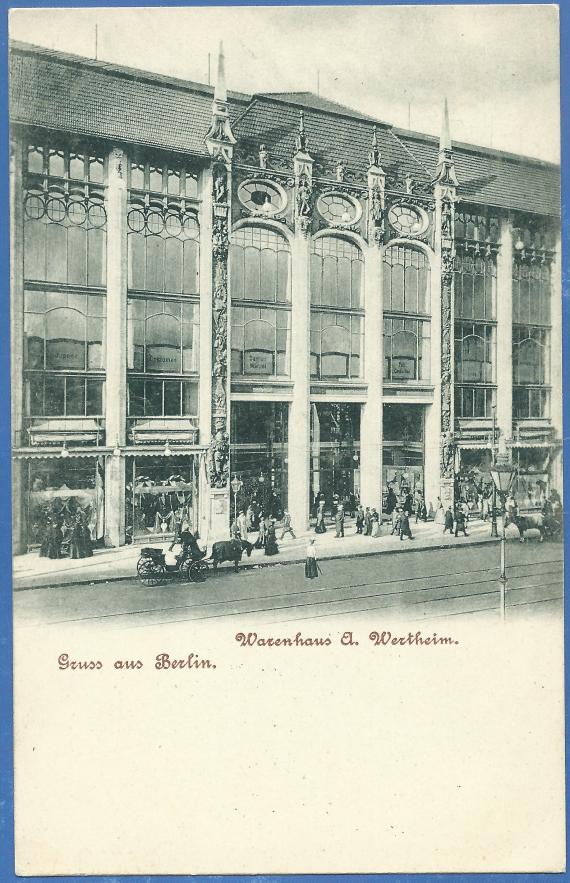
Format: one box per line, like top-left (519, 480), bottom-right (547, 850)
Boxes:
top-left (310, 311), bottom-right (362, 380)
top-left (127, 207), bottom-right (199, 296)
top-left (231, 227), bottom-right (291, 303)
top-left (311, 236), bottom-right (362, 310)
top-left (129, 160), bottom-right (198, 199)
top-left (382, 245), bottom-right (430, 315)
top-left (24, 190), bottom-right (106, 287)
top-left (383, 317), bottom-right (430, 382)
top-left (454, 322), bottom-right (495, 384)
top-left (24, 290), bottom-right (106, 373)
top-left (512, 261), bottom-right (551, 326)
top-left (231, 305), bottom-right (290, 377)
top-left (512, 326), bottom-right (550, 386)
top-left (127, 298), bottom-right (199, 375)
top-left (454, 254), bottom-right (496, 321)
top-left (26, 144), bottom-right (105, 185)
top-left (454, 209), bottom-right (500, 244)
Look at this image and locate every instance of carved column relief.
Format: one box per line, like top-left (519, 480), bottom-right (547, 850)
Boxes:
top-left (207, 160), bottom-right (231, 489)
top-left (439, 191), bottom-right (456, 481)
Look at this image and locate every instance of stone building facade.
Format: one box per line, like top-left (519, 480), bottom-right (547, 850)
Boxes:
top-left (10, 41), bottom-right (562, 552)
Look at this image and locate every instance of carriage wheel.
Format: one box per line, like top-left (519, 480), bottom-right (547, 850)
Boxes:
top-left (189, 560), bottom-right (209, 583)
top-left (137, 559), bottom-right (166, 587)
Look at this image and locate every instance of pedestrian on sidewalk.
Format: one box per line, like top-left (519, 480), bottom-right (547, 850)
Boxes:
top-left (265, 520), bottom-right (279, 556)
top-left (386, 486), bottom-right (397, 515)
top-left (364, 507), bottom-right (372, 536)
top-left (304, 539), bottom-right (322, 579)
top-left (315, 500), bottom-right (327, 534)
top-left (355, 505), bottom-right (364, 534)
top-left (415, 497), bottom-right (427, 524)
top-left (443, 506), bottom-right (454, 534)
top-left (237, 509), bottom-right (248, 540)
top-left (335, 505), bottom-right (345, 538)
top-left (454, 507), bottom-right (468, 537)
top-left (399, 511), bottom-right (414, 540)
top-left (371, 508), bottom-right (381, 537)
top-left (390, 507), bottom-right (401, 536)
top-left (280, 510), bottom-right (296, 540)
top-left (434, 497), bottom-right (445, 525)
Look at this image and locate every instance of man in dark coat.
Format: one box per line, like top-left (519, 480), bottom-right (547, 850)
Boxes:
top-left (454, 507), bottom-right (468, 537)
top-left (335, 506), bottom-right (345, 538)
top-left (399, 512), bottom-right (414, 540)
top-left (385, 487), bottom-right (397, 515)
top-left (355, 506), bottom-right (365, 534)
top-left (443, 507), bottom-right (454, 534)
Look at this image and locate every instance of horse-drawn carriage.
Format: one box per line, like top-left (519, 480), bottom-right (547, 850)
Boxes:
top-left (136, 537), bottom-right (254, 586)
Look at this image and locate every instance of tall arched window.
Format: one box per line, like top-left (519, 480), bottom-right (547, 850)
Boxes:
top-left (23, 290), bottom-right (106, 417)
top-left (453, 214), bottom-right (498, 418)
top-left (127, 299), bottom-right (199, 417)
top-left (512, 235), bottom-right (552, 419)
top-left (310, 236), bottom-right (363, 380)
top-left (230, 227), bottom-right (291, 377)
top-left (383, 245), bottom-right (430, 382)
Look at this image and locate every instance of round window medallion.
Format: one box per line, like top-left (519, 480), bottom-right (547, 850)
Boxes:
top-left (316, 192), bottom-right (361, 226)
top-left (388, 203), bottom-right (428, 236)
top-left (238, 179), bottom-right (286, 215)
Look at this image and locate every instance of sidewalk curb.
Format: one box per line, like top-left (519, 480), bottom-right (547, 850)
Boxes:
top-left (13, 533), bottom-right (500, 592)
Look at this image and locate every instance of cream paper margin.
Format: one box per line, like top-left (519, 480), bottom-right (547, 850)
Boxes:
top-left (14, 615), bottom-right (565, 874)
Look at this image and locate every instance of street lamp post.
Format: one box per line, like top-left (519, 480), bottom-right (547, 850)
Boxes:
top-left (490, 459), bottom-right (517, 621)
top-left (230, 474), bottom-right (243, 530)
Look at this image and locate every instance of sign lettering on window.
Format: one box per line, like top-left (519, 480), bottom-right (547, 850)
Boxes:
top-left (391, 358), bottom-right (416, 381)
top-left (244, 351), bottom-right (274, 375)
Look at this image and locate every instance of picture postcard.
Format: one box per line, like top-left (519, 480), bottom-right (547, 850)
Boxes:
top-left (5, 2), bottom-right (566, 875)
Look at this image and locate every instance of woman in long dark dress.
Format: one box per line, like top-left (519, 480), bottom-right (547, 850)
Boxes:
top-left (305, 539), bottom-right (320, 579)
top-left (315, 501), bottom-right (326, 534)
top-left (264, 521), bottom-right (279, 556)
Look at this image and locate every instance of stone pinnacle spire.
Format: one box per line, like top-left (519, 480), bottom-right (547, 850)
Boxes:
top-left (433, 97), bottom-right (458, 187)
top-left (205, 41), bottom-right (235, 153)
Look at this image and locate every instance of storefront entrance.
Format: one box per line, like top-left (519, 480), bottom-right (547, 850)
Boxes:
top-left (382, 404), bottom-right (424, 509)
top-left (230, 402), bottom-right (288, 519)
top-left (310, 403), bottom-right (360, 515)
top-left (125, 455), bottom-right (198, 542)
top-left (25, 456), bottom-right (105, 552)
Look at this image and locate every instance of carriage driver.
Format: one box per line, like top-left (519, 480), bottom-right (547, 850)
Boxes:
top-left (174, 526), bottom-right (205, 564)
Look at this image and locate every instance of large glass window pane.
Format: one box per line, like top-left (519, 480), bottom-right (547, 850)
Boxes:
top-left (24, 218), bottom-right (46, 281)
top-left (164, 380), bottom-right (181, 415)
top-left (46, 224), bottom-right (67, 283)
top-left (128, 379), bottom-right (145, 417)
top-left (276, 249), bottom-right (290, 302)
top-left (87, 227), bottom-right (105, 287)
top-left (244, 246), bottom-right (260, 299)
top-left (260, 248), bottom-right (277, 302)
top-left (45, 375), bottom-right (65, 415)
top-left (231, 244), bottom-right (244, 300)
top-left (146, 235), bottom-right (164, 292)
top-left (66, 376), bottom-right (85, 415)
top-left (28, 375), bottom-right (44, 415)
top-left (182, 238), bottom-right (199, 294)
top-left (67, 225), bottom-right (87, 286)
top-left (165, 237), bottom-right (183, 294)
top-left (182, 381), bottom-right (198, 416)
top-left (86, 378), bottom-right (103, 415)
top-left (145, 380), bottom-right (162, 416)
top-left (46, 308), bottom-right (85, 370)
top-left (146, 313), bottom-right (181, 373)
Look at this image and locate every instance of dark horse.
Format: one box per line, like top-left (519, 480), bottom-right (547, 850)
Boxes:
top-left (210, 538), bottom-right (254, 572)
top-left (504, 512), bottom-right (547, 543)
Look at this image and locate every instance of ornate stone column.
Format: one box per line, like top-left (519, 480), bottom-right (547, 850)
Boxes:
top-left (10, 134), bottom-right (25, 553)
top-left (197, 166), bottom-right (213, 540)
top-left (360, 129), bottom-right (385, 509)
top-left (204, 43), bottom-right (235, 539)
top-left (433, 100), bottom-right (458, 510)
top-left (496, 216), bottom-right (513, 440)
top-left (288, 112), bottom-right (313, 531)
top-left (104, 146), bottom-right (128, 547)
top-left (549, 232), bottom-right (563, 497)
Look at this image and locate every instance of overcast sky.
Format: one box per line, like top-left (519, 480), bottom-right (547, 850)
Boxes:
top-left (10, 4), bottom-right (560, 163)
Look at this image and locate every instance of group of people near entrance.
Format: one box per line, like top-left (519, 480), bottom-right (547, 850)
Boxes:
top-left (35, 504), bottom-right (93, 560)
top-left (230, 507), bottom-right (290, 557)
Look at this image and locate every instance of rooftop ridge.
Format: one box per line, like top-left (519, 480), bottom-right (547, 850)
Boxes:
top-left (9, 39), bottom-right (252, 104)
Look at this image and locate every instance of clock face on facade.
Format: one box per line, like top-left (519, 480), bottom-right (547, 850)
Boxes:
top-left (388, 203), bottom-right (428, 236)
top-left (316, 192), bottom-right (361, 225)
top-left (237, 179), bottom-right (286, 215)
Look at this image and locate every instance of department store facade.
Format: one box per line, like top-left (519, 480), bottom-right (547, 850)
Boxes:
top-left (10, 42), bottom-right (562, 552)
